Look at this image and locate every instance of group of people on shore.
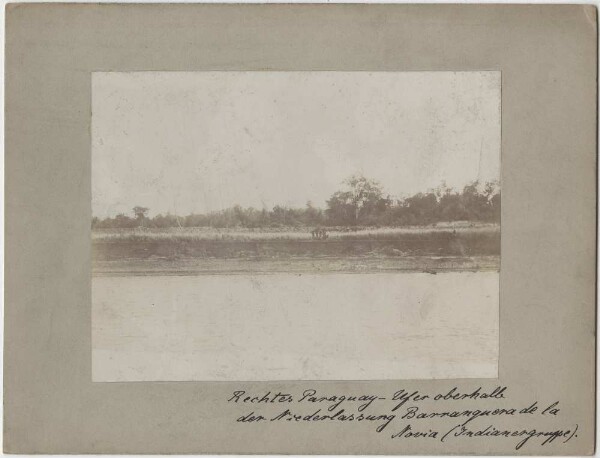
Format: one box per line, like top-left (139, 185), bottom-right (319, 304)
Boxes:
top-left (311, 228), bottom-right (329, 240)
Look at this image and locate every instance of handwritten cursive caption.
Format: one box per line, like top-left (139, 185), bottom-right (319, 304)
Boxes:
top-left (227, 386), bottom-right (578, 451)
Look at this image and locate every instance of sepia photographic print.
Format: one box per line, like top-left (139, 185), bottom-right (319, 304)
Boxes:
top-left (92, 71), bottom-right (501, 382)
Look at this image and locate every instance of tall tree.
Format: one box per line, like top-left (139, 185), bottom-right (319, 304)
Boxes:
top-left (326, 175), bottom-right (390, 225)
top-left (132, 206), bottom-right (149, 227)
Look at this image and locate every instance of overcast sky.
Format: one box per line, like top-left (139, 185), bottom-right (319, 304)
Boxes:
top-left (92, 71), bottom-right (501, 218)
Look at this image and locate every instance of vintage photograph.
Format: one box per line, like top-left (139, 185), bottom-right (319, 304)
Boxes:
top-left (92, 71), bottom-right (501, 381)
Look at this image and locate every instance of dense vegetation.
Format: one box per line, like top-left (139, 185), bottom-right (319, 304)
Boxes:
top-left (92, 176), bottom-right (500, 229)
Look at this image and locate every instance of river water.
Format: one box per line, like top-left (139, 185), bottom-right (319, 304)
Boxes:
top-left (92, 272), bottom-right (498, 381)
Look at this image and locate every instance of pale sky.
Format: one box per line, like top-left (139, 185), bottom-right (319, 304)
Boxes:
top-left (92, 71), bottom-right (501, 218)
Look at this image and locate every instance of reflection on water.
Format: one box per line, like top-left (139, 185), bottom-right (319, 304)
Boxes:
top-left (92, 272), bottom-right (499, 382)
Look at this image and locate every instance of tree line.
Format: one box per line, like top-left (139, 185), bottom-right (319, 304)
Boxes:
top-left (92, 176), bottom-right (500, 229)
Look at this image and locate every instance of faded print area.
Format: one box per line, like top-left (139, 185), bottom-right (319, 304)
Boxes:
top-left (92, 72), bottom-right (500, 381)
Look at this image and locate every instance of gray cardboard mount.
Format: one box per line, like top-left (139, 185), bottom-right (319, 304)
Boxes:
top-left (4, 4), bottom-right (597, 455)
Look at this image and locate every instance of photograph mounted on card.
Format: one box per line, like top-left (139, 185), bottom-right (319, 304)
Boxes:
top-left (4, 4), bottom-right (596, 455)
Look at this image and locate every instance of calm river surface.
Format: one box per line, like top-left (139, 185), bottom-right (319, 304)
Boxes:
top-left (92, 272), bottom-right (498, 381)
